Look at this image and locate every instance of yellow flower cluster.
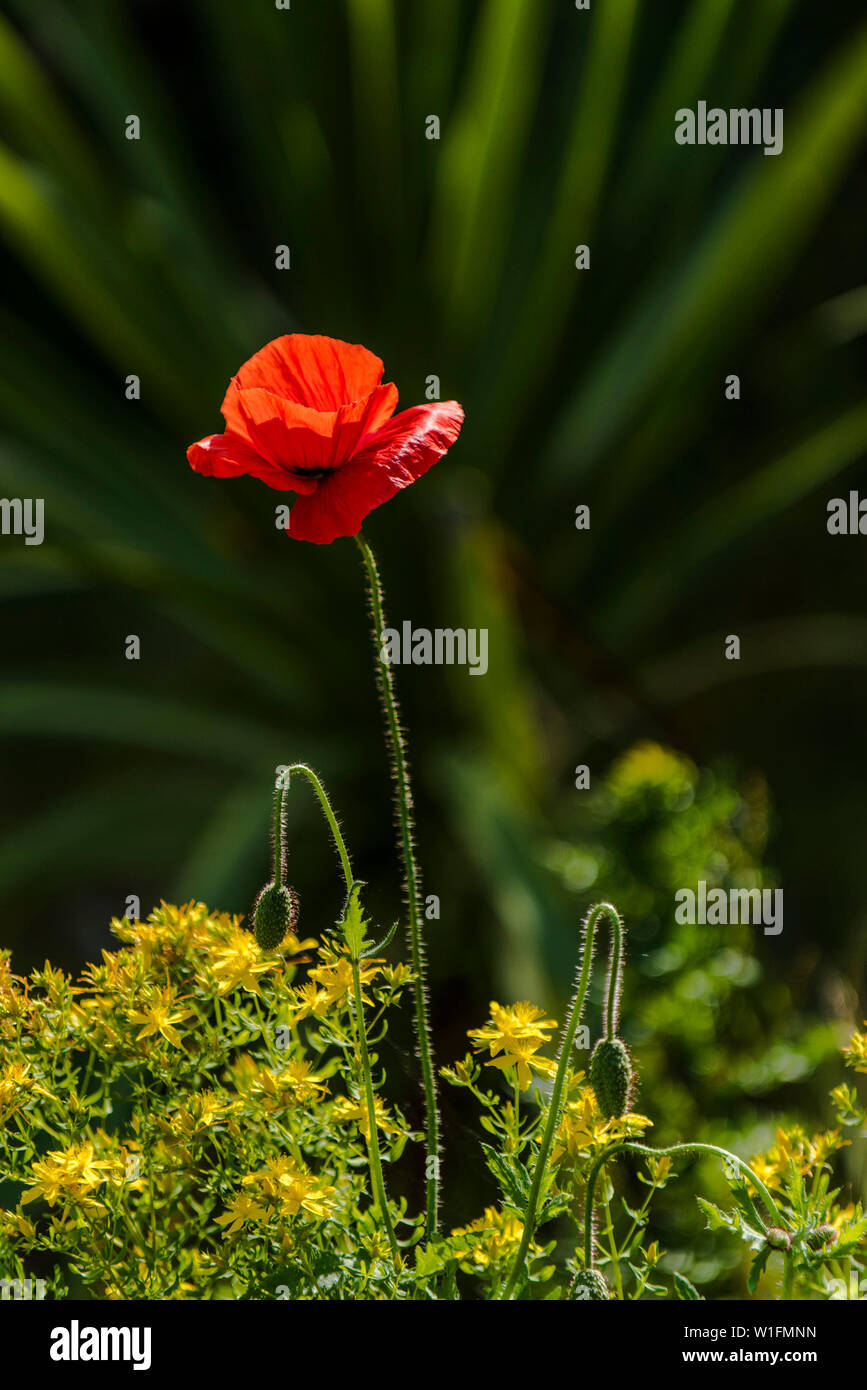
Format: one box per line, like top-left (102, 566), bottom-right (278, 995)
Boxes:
top-left (451, 1206), bottom-right (528, 1268)
top-left (230, 1056), bottom-right (330, 1110)
top-left (0, 1060), bottom-right (56, 1119)
top-left (843, 1025), bottom-right (867, 1074)
top-left (552, 1074), bottom-right (652, 1162)
top-left (467, 1001), bottom-right (558, 1091)
top-left (21, 1141), bottom-right (122, 1212)
top-left (217, 1157), bottom-right (335, 1235)
top-left (333, 1093), bottom-right (403, 1143)
top-left (750, 1125), bottom-right (848, 1192)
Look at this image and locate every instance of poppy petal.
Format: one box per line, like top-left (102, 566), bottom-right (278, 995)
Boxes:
top-left (330, 383), bottom-right (399, 463)
top-left (286, 401), bottom-right (464, 544)
top-left (231, 389), bottom-right (336, 471)
top-left (186, 432), bottom-right (314, 493)
top-left (223, 334), bottom-right (388, 415)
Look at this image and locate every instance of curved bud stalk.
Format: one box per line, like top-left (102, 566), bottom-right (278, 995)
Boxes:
top-left (499, 902), bottom-right (625, 1300)
top-left (252, 780), bottom-right (300, 950)
top-left (258, 765), bottom-right (400, 1267)
top-left (582, 1141), bottom-right (790, 1270)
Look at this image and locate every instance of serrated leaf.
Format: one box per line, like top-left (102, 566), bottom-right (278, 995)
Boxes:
top-left (696, 1196), bottom-right (729, 1232)
top-left (674, 1271), bottom-right (703, 1301)
top-left (339, 882), bottom-right (369, 957)
top-left (748, 1243), bottom-right (773, 1294)
top-left (479, 1143), bottom-right (531, 1208)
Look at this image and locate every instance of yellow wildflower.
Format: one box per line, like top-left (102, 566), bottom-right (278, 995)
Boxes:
top-left (451, 1207), bottom-right (530, 1268)
top-left (333, 1093), bottom-right (404, 1142)
top-left (0, 1060), bottom-right (56, 1116)
top-left (21, 1141), bottom-right (114, 1208)
top-left (261, 1060), bottom-right (329, 1106)
top-left (126, 984), bottom-right (195, 1047)
top-left (309, 949), bottom-right (381, 1009)
top-left (215, 1192), bottom-right (269, 1236)
top-left (206, 926), bottom-right (276, 995)
top-left (750, 1125), bottom-right (849, 1192)
top-left (467, 1001), bottom-right (558, 1091)
top-left (163, 1091), bottom-right (239, 1139)
top-left (241, 1156), bottom-right (335, 1219)
top-left (552, 1084), bottom-right (652, 1162)
top-left (843, 1025), bottom-right (867, 1074)
top-left (291, 981), bottom-right (330, 1020)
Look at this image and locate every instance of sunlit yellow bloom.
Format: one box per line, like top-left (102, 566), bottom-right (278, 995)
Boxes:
top-left (262, 1060), bottom-right (329, 1106)
top-left (749, 1125), bottom-right (849, 1192)
top-left (21, 1142), bottom-right (115, 1208)
top-left (467, 1001), bottom-right (558, 1091)
top-left (115, 901), bottom-right (242, 956)
top-left (162, 1091), bottom-right (239, 1139)
top-left (843, 1026), bottom-right (867, 1074)
top-left (241, 1156), bottom-right (335, 1219)
top-left (228, 1054), bottom-right (329, 1108)
top-left (451, 1206), bottom-right (531, 1268)
top-left (291, 981), bottom-right (330, 1020)
top-left (552, 1085), bottom-right (652, 1162)
top-left (0, 1060), bottom-right (56, 1115)
top-left (309, 950), bottom-right (381, 1009)
top-left (215, 1192), bottom-right (269, 1235)
top-left (126, 984), bottom-right (195, 1047)
top-left (333, 1093), bottom-right (403, 1142)
top-left (0, 1210), bottom-right (36, 1242)
top-left (206, 926), bottom-right (276, 995)
top-left (381, 962), bottom-right (415, 990)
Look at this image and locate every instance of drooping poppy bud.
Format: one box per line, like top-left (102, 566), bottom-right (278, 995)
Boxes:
top-left (568, 1269), bottom-right (610, 1301)
top-left (805, 1224), bottom-right (836, 1250)
top-left (764, 1226), bottom-right (791, 1251)
top-left (589, 1036), bottom-right (634, 1119)
top-left (253, 883), bottom-right (299, 951)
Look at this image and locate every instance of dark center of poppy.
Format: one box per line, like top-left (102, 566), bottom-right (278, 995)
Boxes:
top-left (290, 465), bottom-right (333, 481)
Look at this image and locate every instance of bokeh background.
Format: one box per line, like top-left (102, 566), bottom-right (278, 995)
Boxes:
top-left (1, 0), bottom-right (866, 1294)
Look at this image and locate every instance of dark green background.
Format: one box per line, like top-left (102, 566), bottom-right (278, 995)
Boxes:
top-left (0, 0), bottom-right (865, 1271)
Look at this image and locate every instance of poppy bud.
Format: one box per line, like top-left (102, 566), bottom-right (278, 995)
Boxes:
top-left (764, 1226), bottom-right (790, 1251)
top-left (589, 1037), bottom-right (634, 1119)
top-left (805, 1224), bottom-right (836, 1251)
top-left (253, 883), bottom-right (299, 951)
top-left (569, 1269), bottom-right (610, 1301)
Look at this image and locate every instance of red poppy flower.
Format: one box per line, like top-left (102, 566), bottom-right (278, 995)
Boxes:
top-left (187, 334), bottom-right (464, 544)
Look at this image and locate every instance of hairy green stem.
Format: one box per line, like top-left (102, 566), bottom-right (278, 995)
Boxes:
top-left (348, 948), bottom-right (400, 1266)
top-left (275, 761), bottom-right (398, 1262)
top-left (355, 531), bottom-right (440, 1238)
top-left (271, 785), bottom-right (286, 888)
top-left (277, 762), bottom-right (352, 889)
top-left (583, 1141), bottom-right (788, 1268)
top-left (499, 902), bottom-right (623, 1299)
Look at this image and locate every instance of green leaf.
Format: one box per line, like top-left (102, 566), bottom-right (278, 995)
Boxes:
top-left (748, 1243), bottom-right (773, 1294)
top-left (479, 1143), bottom-right (531, 1209)
top-left (674, 1271), bottom-right (703, 1300)
top-left (340, 882), bottom-right (370, 958)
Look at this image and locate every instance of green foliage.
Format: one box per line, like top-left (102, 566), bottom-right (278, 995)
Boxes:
top-left (1, 876), bottom-right (864, 1300)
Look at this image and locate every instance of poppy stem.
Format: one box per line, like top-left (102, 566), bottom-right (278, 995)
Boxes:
top-left (277, 763), bottom-right (353, 890)
top-left (276, 764), bottom-right (399, 1266)
top-left (355, 531), bottom-right (440, 1239)
top-left (498, 902), bottom-right (623, 1300)
top-left (581, 1142), bottom-right (787, 1270)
